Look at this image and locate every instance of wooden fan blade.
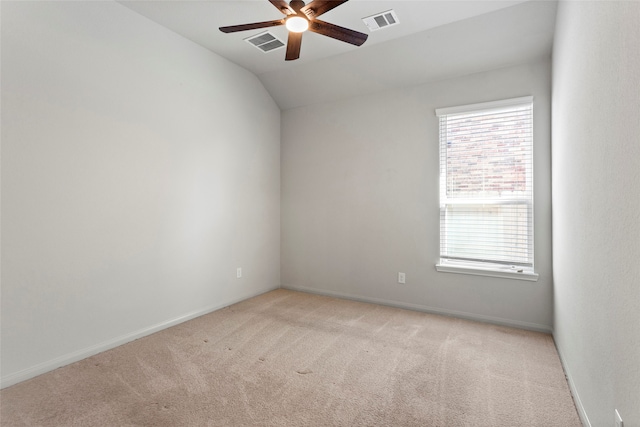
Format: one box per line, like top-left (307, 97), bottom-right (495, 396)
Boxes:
top-left (301, 0), bottom-right (349, 19)
top-left (269, 0), bottom-right (295, 15)
top-left (308, 19), bottom-right (368, 46)
top-left (219, 19), bottom-right (285, 33)
top-left (285, 31), bottom-right (303, 61)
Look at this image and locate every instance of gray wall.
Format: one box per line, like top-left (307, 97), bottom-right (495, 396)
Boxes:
top-left (1, 1), bottom-right (281, 387)
top-left (282, 59), bottom-right (553, 331)
top-left (552, 1), bottom-right (640, 426)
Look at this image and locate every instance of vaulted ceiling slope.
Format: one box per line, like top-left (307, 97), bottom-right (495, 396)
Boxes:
top-left (119, 1), bottom-right (557, 110)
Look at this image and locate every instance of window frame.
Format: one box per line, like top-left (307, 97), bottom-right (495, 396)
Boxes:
top-left (435, 96), bottom-right (538, 281)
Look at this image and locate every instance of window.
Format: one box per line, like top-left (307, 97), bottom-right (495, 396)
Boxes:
top-left (435, 97), bottom-right (537, 281)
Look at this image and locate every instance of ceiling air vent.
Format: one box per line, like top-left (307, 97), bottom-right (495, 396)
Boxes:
top-left (362, 10), bottom-right (399, 32)
top-left (244, 31), bottom-right (285, 53)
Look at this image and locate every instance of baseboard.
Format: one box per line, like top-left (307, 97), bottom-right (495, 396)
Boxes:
top-left (0, 286), bottom-right (279, 389)
top-left (553, 339), bottom-right (591, 427)
top-left (282, 285), bottom-right (552, 334)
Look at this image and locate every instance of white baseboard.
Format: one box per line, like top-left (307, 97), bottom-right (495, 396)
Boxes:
top-left (282, 285), bottom-right (552, 334)
top-left (0, 286), bottom-right (279, 389)
top-left (554, 341), bottom-right (591, 427)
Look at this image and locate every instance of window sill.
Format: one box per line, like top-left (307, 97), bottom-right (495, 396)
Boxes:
top-left (435, 263), bottom-right (539, 282)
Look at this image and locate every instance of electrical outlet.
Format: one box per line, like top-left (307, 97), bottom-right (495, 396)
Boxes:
top-left (236, 268), bottom-right (242, 279)
top-left (398, 272), bottom-right (406, 284)
top-left (615, 409), bottom-right (623, 427)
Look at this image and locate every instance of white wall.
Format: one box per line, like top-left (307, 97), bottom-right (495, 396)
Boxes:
top-left (1, 1), bottom-right (280, 387)
top-left (282, 59), bottom-right (553, 331)
top-left (552, 2), bottom-right (640, 426)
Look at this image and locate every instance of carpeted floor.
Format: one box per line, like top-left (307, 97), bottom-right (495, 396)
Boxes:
top-left (1, 289), bottom-right (581, 426)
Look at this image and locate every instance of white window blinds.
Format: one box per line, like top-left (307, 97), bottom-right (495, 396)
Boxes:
top-left (436, 97), bottom-right (534, 270)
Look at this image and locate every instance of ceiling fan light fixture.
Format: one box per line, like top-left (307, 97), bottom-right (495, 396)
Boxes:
top-left (286, 16), bottom-right (309, 33)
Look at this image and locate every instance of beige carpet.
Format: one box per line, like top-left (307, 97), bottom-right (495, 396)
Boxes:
top-left (1, 289), bottom-right (580, 426)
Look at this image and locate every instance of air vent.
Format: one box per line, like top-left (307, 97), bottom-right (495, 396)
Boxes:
top-left (244, 31), bottom-right (285, 53)
top-left (362, 10), bottom-right (399, 32)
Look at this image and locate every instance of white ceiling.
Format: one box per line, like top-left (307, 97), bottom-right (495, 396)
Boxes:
top-left (118, 0), bottom-right (558, 109)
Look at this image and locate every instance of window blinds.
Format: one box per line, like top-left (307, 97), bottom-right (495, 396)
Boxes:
top-left (436, 97), bottom-right (534, 268)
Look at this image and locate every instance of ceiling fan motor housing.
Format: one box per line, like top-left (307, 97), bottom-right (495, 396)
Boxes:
top-left (290, 0), bottom-right (306, 14)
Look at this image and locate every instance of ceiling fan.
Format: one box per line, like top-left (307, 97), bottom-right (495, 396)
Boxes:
top-left (219, 0), bottom-right (368, 61)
